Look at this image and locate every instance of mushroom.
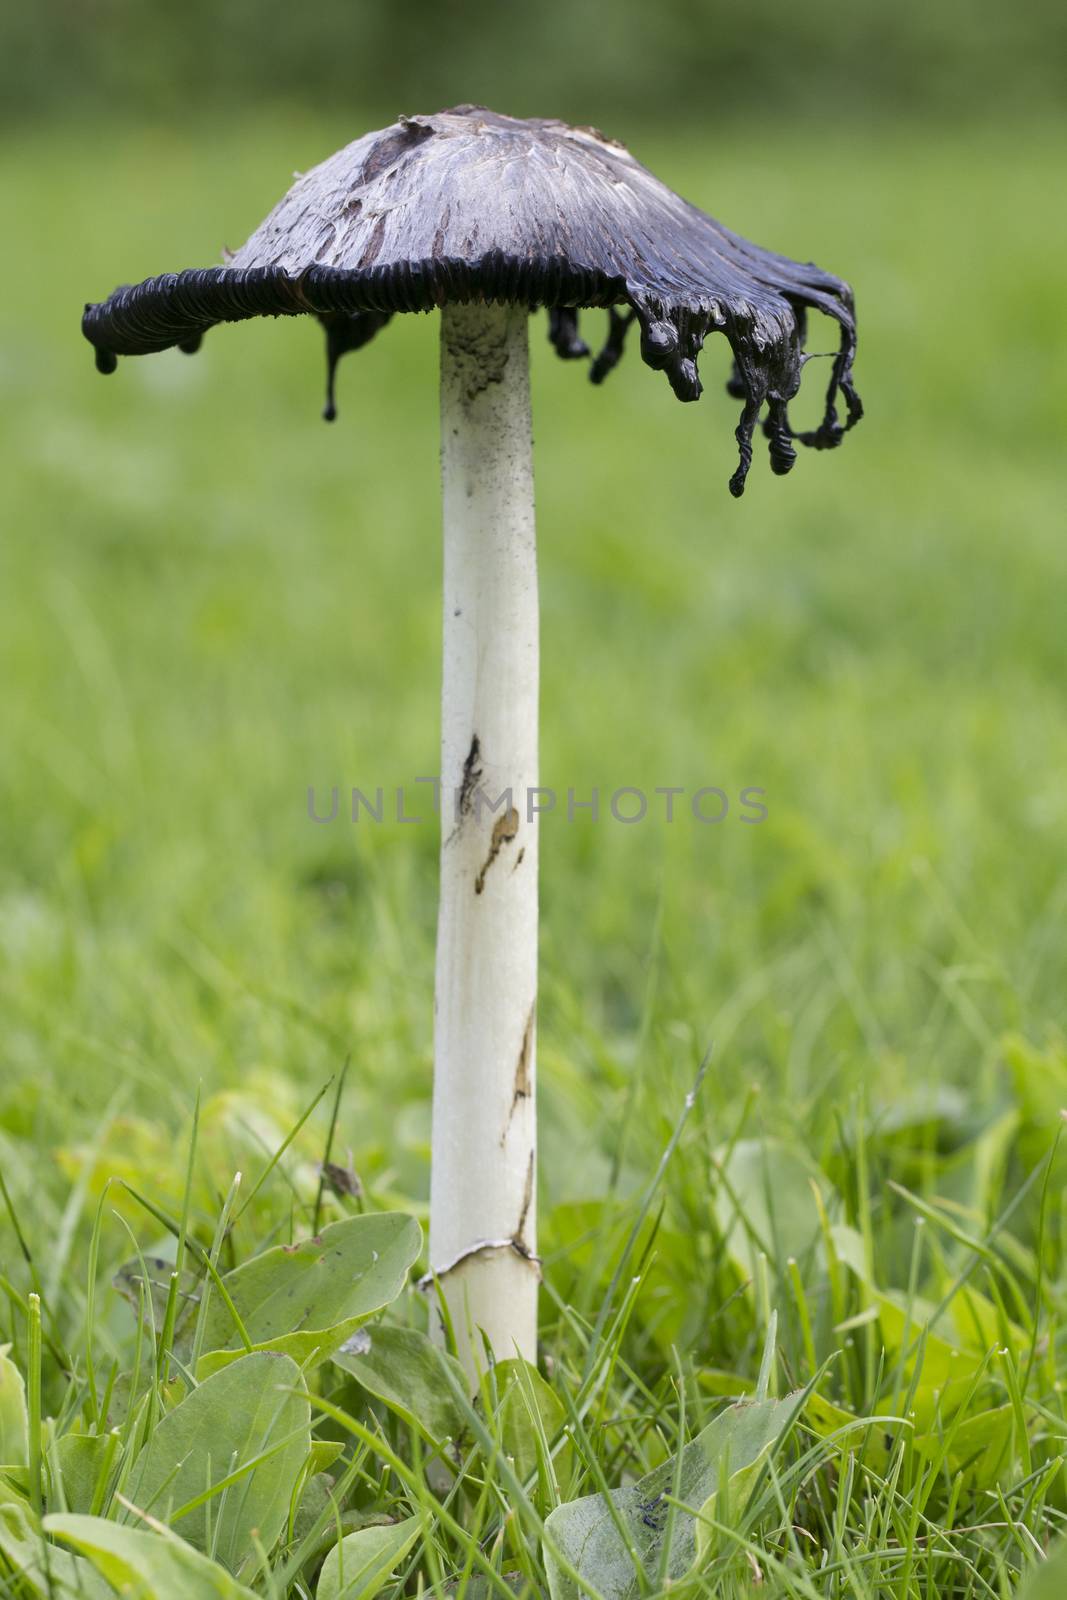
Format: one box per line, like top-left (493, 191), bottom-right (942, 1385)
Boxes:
top-left (82, 104), bottom-right (862, 1377)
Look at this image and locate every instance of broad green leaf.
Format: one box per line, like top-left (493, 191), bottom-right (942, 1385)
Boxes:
top-left (333, 1325), bottom-right (467, 1446)
top-left (0, 1485), bottom-right (38, 1567)
top-left (123, 1350), bottom-right (310, 1578)
top-left (870, 1085), bottom-right (969, 1141)
top-left (831, 1222), bottom-right (1007, 1426)
top-left (840, 1214), bottom-right (1027, 1360)
top-left (913, 1402), bottom-right (1015, 1490)
top-left (539, 1203), bottom-right (695, 1358)
top-left (105, 1367), bottom-right (186, 1430)
top-left (197, 1213), bottom-right (421, 1370)
top-left (309, 1439), bottom-right (345, 1474)
top-left (113, 1254), bottom-right (201, 1342)
top-left (713, 1138), bottom-right (836, 1278)
top-left (0, 1491), bottom-right (111, 1599)
top-left (804, 1393), bottom-right (891, 1473)
top-left (292, 1471), bottom-right (336, 1545)
top-left (494, 1359), bottom-right (572, 1485)
top-left (1014, 1534), bottom-right (1067, 1600)
top-left (317, 1515), bottom-right (422, 1600)
top-left (951, 1281), bottom-right (1028, 1356)
top-left (45, 1513), bottom-right (259, 1600)
top-left (441, 1579), bottom-right (527, 1600)
top-left (52, 1431), bottom-right (115, 1514)
top-left (0, 1348), bottom-right (28, 1468)
top-left (856, 1296), bottom-right (976, 1427)
top-left (543, 1395), bottom-right (800, 1600)
top-left (689, 1399), bottom-right (802, 1562)
top-left (696, 1369), bottom-right (754, 1400)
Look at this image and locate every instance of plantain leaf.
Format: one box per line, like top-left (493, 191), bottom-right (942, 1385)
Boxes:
top-left (113, 1254), bottom-right (201, 1342)
top-left (494, 1359), bottom-right (572, 1486)
top-left (1014, 1535), bottom-right (1067, 1600)
top-left (0, 1491), bottom-right (111, 1598)
top-left (0, 1348), bottom-right (28, 1468)
top-left (333, 1324), bottom-right (467, 1446)
top-left (197, 1213), bottom-right (421, 1371)
top-left (912, 1403), bottom-right (1016, 1491)
top-left (713, 1138), bottom-right (836, 1278)
top-left (316, 1514), bottom-right (422, 1600)
top-left (51, 1432), bottom-right (115, 1514)
top-left (122, 1350), bottom-right (310, 1579)
top-left (45, 1513), bottom-right (260, 1599)
top-left (543, 1395), bottom-right (800, 1600)
top-left (308, 1438), bottom-right (345, 1474)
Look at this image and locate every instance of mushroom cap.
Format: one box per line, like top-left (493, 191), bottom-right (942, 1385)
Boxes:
top-left (82, 105), bottom-right (861, 496)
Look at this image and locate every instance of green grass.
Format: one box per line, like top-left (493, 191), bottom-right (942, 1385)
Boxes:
top-left (1, 109), bottom-right (1066, 1596)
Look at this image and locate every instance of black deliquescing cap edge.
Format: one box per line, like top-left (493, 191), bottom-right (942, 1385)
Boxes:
top-left (82, 256), bottom-right (861, 497)
top-left (81, 257), bottom-right (626, 357)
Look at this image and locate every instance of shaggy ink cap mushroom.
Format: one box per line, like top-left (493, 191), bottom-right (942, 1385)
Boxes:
top-left (80, 105), bottom-right (865, 1373)
top-left (82, 105), bottom-right (862, 496)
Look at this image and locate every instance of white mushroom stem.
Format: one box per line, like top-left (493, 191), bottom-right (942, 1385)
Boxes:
top-left (429, 300), bottom-right (539, 1379)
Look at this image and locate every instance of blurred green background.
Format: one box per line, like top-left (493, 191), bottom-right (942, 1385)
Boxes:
top-left (1, 7), bottom-right (1065, 1231)
top-left (5, 1), bottom-right (1066, 128)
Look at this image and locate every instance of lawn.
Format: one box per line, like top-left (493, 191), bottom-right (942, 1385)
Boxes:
top-left (1, 109), bottom-right (1066, 1596)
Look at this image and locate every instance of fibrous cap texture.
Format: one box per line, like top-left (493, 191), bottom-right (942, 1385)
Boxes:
top-left (82, 105), bottom-right (861, 495)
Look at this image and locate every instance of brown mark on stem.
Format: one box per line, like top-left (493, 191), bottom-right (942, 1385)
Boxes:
top-left (474, 805), bottom-right (519, 894)
top-left (515, 1006), bottom-right (533, 1101)
top-left (445, 734), bottom-right (482, 847)
top-left (501, 1003), bottom-right (535, 1143)
top-left (514, 1152), bottom-right (535, 1254)
top-left (458, 734), bottom-right (482, 817)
